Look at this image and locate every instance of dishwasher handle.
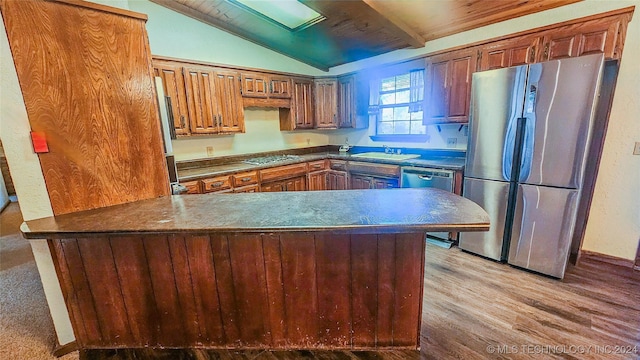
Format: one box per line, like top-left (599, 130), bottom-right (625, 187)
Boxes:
top-left (418, 174), bottom-right (433, 181)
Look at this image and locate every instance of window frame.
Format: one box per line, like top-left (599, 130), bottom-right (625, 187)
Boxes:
top-left (366, 61), bottom-right (429, 142)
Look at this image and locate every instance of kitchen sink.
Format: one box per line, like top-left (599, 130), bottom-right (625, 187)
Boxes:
top-left (351, 152), bottom-right (421, 161)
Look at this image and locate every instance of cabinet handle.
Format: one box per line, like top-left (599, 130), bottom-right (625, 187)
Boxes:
top-left (180, 115), bottom-right (186, 128)
top-left (211, 181), bottom-right (224, 188)
top-left (529, 46), bottom-right (536, 62)
top-left (218, 114), bottom-right (222, 127)
top-left (241, 177), bottom-right (252, 182)
top-left (313, 164), bottom-right (322, 169)
top-left (543, 43), bottom-right (549, 60)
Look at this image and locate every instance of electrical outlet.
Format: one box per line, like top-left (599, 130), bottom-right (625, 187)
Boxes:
top-left (447, 138), bottom-right (457, 148)
top-left (206, 146), bottom-right (214, 157)
top-left (634, 142), bottom-right (640, 155)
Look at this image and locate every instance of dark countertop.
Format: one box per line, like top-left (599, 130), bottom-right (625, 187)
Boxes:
top-left (21, 189), bottom-right (489, 238)
top-left (177, 150), bottom-right (466, 182)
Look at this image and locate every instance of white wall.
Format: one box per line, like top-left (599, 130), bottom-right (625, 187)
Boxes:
top-left (327, 0), bottom-right (640, 261)
top-left (172, 109), bottom-right (329, 160)
top-left (127, 0), bottom-right (331, 160)
top-left (0, 12), bottom-right (75, 346)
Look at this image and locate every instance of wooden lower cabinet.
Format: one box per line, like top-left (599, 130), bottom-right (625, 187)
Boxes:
top-left (308, 171), bottom-right (327, 191)
top-left (261, 176), bottom-right (307, 192)
top-left (351, 174), bottom-right (398, 190)
top-left (233, 184), bottom-right (258, 193)
top-left (327, 171), bottom-right (348, 190)
top-left (182, 180), bottom-right (202, 194)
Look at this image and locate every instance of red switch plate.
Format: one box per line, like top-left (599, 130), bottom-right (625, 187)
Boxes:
top-left (30, 131), bottom-right (49, 153)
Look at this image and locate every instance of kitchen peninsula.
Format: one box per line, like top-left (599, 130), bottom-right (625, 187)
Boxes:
top-left (21, 189), bottom-right (489, 357)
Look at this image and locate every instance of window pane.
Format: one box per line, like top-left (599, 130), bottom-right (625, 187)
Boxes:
top-left (393, 106), bottom-right (409, 120)
top-left (394, 121), bottom-right (410, 134)
top-left (378, 121), bottom-right (394, 134)
top-left (410, 121), bottom-right (426, 134)
top-left (380, 93), bottom-right (395, 105)
top-left (410, 110), bottom-right (423, 120)
top-left (381, 77), bottom-right (395, 91)
top-left (381, 107), bottom-right (394, 121)
top-left (396, 74), bottom-right (410, 89)
top-left (396, 90), bottom-right (410, 104)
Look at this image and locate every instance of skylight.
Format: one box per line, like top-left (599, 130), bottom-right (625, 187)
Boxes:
top-left (231, 0), bottom-right (325, 31)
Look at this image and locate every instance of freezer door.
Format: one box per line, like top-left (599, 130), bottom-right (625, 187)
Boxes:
top-left (459, 178), bottom-right (510, 261)
top-left (508, 184), bottom-right (579, 278)
top-left (519, 54), bottom-right (604, 188)
top-left (465, 65), bottom-right (528, 182)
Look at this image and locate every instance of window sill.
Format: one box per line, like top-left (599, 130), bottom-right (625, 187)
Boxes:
top-left (369, 134), bottom-right (430, 143)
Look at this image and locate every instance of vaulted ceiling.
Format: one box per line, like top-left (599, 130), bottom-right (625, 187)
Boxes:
top-left (150, 0), bottom-right (582, 70)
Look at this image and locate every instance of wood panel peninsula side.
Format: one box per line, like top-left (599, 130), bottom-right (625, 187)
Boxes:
top-left (21, 189), bottom-right (489, 356)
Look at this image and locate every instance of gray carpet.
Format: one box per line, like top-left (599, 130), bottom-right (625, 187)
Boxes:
top-left (0, 202), bottom-right (79, 359)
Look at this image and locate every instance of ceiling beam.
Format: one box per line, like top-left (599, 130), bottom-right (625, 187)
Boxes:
top-left (360, 0), bottom-right (426, 48)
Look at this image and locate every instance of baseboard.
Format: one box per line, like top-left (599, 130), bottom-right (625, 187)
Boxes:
top-left (579, 250), bottom-right (636, 269)
top-left (53, 340), bottom-right (78, 357)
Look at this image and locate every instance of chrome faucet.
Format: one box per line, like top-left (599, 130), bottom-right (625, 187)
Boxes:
top-left (383, 145), bottom-right (390, 153)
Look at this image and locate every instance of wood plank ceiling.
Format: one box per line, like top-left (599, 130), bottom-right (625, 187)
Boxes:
top-left (150, 0), bottom-right (582, 70)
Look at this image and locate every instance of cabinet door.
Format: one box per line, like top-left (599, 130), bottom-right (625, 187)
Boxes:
top-left (269, 76), bottom-right (292, 98)
top-left (424, 48), bottom-right (477, 124)
top-left (539, 15), bottom-right (623, 61)
top-left (308, 171), bottom-right (327, 191)
top-left (372, 177), bottom-right (398, 189)
top-left (292, 78), bottom-right (315, 129)
top-left (479, 36), bottom-right (539, 71)
top-left (350, 174), bottom-right (373, 189)
top-left (154, 61), bottom-right (190, 136)
top-left (183, 66), bottom-right (219, 134)
top-left (214, 69), bottom-right (245, 134)
top-left (327, 171), bottom-right (348, 190)
top-left (241, 72), bottom-right (269, 98)
top-left (337, 75), bottom-right (356, 128)
top-left (284, 176), bottom-right (307, 191)
top-left (261, 181), bottom-right (284, 192)
top-left (314, 79), bottom-right (338, 128)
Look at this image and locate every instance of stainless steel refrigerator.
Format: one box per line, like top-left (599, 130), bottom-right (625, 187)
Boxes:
top-left (459, 53), bottom-right (605, 278)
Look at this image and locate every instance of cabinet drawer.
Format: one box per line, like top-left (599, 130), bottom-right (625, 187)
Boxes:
top-left (181, 180), bottom-right (201, 194)
top-left (329, 160), bottom-right (347, 171)
top-left (233, 184), bottom-right (259, 193)
top-left (201, 175), bottom-right (232, 193)
top-left (348, 161), bottom-right (400, 177)
top-left (260, 163), bottom-right (308, 182)
top-left (307, 160), bottom-right (327, 172)
top-left (232, 171), bottom-right (258, 187)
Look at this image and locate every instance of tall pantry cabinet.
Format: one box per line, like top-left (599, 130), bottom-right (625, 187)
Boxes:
top-left (0, 0), bottom-right (170, 215)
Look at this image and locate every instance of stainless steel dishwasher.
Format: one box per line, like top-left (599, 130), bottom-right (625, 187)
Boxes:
top-left (400, 166), bottom-right (456, 246)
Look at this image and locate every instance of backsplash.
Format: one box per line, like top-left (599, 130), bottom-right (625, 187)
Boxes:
top-left (327, 121), bottom-right (469, 150)
top-left (171, 109), bottom-right (330, 161)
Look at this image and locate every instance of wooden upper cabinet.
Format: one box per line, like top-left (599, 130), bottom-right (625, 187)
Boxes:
top-left (479, 36), bottom-right (540, 71)
top-left (183, 66), bottom-right (244, 135)
top-left (242, 72), bottom-right (292, 99)
top-left (337, 75), bottom-right (357, 128)
top-left (424, 47), bottom-right (477, 124)
top-left (241, 72), bottom-right (269, 98)
top-left (269, 76), bottom-right (292, 99)
top-left (292, 77), bottom-right (315, 129)
top-left (538, 13), bottom-right (628, 61)
top-left (183, 66), bottom-right (219, 135)
top-left (213, 69), bottom-right (245, 134)
top-left (153, 60), bottom-right (190, 136)
top-left (314, 78), bottom-right (338, 129)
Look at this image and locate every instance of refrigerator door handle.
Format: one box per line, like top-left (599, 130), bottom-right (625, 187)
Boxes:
top-left (510, 117), bottom-right (528, 183)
